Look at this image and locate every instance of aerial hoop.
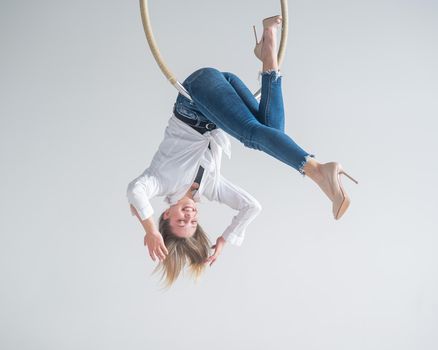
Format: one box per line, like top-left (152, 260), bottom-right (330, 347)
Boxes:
top-left (139, 0), bottom-right (288, 101)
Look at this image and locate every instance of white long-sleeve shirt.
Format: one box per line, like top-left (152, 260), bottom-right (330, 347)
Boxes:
top-left (126, 114), bottom-right (262, 246)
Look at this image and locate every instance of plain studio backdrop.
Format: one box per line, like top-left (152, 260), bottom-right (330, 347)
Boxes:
top-left (1, 0), bottom-right (437, 349)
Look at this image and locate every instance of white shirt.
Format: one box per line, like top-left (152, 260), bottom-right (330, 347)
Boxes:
top-left (126, 114), bottom-right (262, 246)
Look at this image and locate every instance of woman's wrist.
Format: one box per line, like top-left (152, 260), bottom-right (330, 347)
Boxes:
top-left (141, 216), bottom-right (159, 236)
top-left (146, 229), bottom-right (161, 237)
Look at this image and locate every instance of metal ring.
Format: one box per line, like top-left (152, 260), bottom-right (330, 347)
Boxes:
top-left (139, 0), bottom-right (289, 101)
top-left (205, 123), bottom-right (216, 130)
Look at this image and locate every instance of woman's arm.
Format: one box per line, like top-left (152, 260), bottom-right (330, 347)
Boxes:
top-left (130, 204), bottom-right (168, 262)
top-left (130, 204), bottom-right (159, 235)
top-left (127, 174), bottom-right (168, 261)
top-left (126, 174), bottom-right (161, 221)
top-left (215, 175), bottom-right (262, 246)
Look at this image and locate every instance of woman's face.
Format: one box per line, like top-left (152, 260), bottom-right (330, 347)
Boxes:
top-left (163, 196), bottom-right (198, 238)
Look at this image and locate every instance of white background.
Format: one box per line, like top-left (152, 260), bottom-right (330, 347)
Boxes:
top-left (1, 0), bottom-right (437, 349)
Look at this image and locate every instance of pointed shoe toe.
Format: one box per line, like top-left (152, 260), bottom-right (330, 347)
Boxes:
top-left (333, 193), bottom-right (351, 220)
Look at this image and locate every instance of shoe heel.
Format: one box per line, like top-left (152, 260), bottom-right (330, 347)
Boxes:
top-left (253, 25), bottom-right (259, 44)
top-left (340, 170), bottom-right (358, 184)
top-left (253, 25), bottom-right (263, 60)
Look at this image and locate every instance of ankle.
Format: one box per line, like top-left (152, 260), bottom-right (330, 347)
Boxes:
top-left (262, 28), bottom-right (277, 42)
top-left (262, 62), bottom-right (279, 72)
top-left (263, 27), bottom-right (277, 33)
top-left (302, 158), bottom-right (322, 181)
top-left (261, 39), bottom-right (277, 63)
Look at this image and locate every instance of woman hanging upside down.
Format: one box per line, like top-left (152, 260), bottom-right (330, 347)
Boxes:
top-left (126, 15), bottom-right (358, 288)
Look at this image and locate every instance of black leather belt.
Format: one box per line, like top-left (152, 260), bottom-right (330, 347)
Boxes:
top-left (173, 107), bottom-right (217, 133)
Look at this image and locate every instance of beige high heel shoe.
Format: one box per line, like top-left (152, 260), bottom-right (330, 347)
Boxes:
top-left (318, 162), bottom-right (359, 220)
top-left (253, 15), bottom-right (283, 61)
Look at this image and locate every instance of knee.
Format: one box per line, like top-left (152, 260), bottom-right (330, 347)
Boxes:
top-left (192, 67), bottom-right (221, 79)
top-left (184, 67), bottom-right (218, 86)
top-left (221, 71), bottom-right (238, 81)
top-left (185, 67), bottom-right (221, 91)
top-left (199, 67), bottom-right (221, 74)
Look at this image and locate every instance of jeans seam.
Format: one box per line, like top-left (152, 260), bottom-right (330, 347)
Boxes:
top-left (262, 76), bottom-right (272, 126)
top-left (243, 132), bottom-right (296, 170)
top-left (242, 127), bottom-right (315, 176)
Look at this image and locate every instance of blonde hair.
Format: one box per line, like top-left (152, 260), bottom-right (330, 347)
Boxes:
top-left (152, 212), bottom-right (212, 289)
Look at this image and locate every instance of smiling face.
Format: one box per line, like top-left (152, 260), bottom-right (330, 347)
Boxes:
top-left (163, 196), bottom-right (199, 238)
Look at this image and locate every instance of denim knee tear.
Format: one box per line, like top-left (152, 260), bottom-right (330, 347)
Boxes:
top-left (298, 154), bottom-right (316, 178)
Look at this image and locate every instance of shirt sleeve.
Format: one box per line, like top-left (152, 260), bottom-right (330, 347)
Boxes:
top-left (126, 173), bottom-right (161, 221)
top-left (216, 175), bottom-right (262, 246)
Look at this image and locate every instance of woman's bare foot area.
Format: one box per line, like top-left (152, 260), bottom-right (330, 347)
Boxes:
top-left (303, 158), bottom-right (335, 201)
top-left (261, 16), bottom-right (282, 71)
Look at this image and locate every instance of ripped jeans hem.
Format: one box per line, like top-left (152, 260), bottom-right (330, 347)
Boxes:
top-left (258, 69), bottom-right (282, 83)
top-left (298, 154), bottom-right (316, 178)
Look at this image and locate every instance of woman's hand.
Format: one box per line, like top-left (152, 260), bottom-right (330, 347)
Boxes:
top-left (205, 236), bottom-right (226, 267)
top-left (144, 231), bottom-right (168, 262)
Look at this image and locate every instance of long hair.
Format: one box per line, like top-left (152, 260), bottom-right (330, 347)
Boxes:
top-left (152, 212), bottom-right (212, 289)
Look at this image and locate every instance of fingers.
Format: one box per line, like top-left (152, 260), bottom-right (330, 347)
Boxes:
top-left (146, 244), bottom-right (167, 262)
top-left (160, 243), bottom-right (169, 256)
top-left (145, 236), bottom-right (168, 262)
top-left (156, 246), bottom-right (167, 261)
top-left (205, 237), bottom-right (227, 266)
top-left (148, 247), bottom-right (157, 261)
top-left (205, 252), bottom-right (218, 267)
top-left (208, 256), bottom-right (217, 267)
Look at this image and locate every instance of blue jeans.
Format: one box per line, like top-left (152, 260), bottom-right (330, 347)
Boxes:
top-left (174, 67), bottom-right (315, 176)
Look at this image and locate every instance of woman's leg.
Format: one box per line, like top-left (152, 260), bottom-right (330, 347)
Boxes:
top-left (219, 19), bottom-right (286, 132)
top-left (221, 70), bottom-right (284, 132)
top-left (178, 18), bottom-right (315, 176)
top-left (258, 69), bottom-right (284, 131)
top-left (220, 71), bottom-right (260, 122)
top-left (183, 67), bottom-right (315, 176)
top-left (180, 21), bottom-right (284, 133)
